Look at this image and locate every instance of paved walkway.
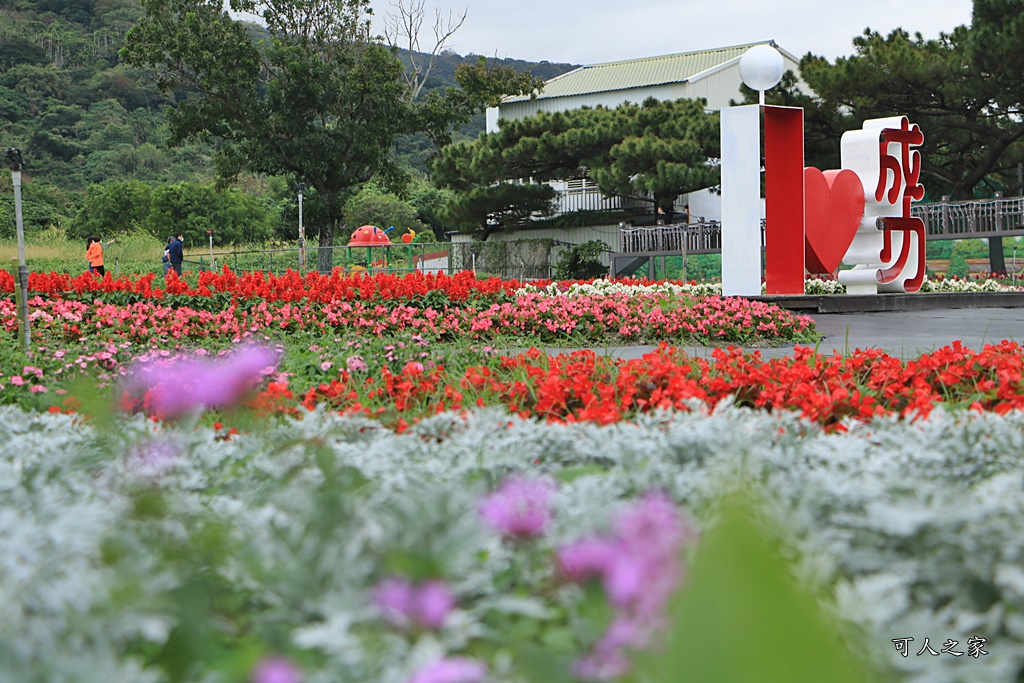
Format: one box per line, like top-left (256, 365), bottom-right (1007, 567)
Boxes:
top-left (545, 307), bottom-right (1024, 361)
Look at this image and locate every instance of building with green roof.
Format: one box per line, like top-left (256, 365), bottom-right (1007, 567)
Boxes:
top-left (456, 42), bottom-right (808, 268)
top-left (486, 40), bottom-right (805, 133)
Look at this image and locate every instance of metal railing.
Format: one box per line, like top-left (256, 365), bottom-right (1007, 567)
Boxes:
top-left (612, 197), bottom-right (1024, 257)
top-left (619, 220), bottom-right (745, 254)
top-left (911, 196), bottom-right (1024, 239)
top-left (554, 188), bottom-right (655, 214)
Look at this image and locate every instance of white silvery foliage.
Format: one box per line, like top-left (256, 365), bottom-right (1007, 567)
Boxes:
top-left (0, 409), bottom-right (161, 683)
top-left (2, 404), bottom-right (1024, 682)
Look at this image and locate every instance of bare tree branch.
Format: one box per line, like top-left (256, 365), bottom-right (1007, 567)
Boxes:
top-left (383, 0), bottom-right (466, 101)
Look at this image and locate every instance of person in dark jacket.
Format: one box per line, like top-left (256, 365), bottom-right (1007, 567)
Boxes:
top-left (167, 233), bottom-right (184, 276)
top-left (161, 236), bottom-right (174, 276)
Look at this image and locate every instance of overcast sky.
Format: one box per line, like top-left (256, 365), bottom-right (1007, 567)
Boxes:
top-left (368, 0), bottom-right (974, 66)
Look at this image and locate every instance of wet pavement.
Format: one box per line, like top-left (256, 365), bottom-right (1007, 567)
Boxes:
top-left (544, 307), bottom-right (1024, 360)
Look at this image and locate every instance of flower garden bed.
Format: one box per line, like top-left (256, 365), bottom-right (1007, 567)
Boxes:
top-left (2, 270), bottom-right (1024, 683)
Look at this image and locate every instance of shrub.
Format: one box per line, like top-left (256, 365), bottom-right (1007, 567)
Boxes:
top-left (554, 240), bottom-right (609, 280)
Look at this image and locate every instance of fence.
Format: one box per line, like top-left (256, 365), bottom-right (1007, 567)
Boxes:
top-left (183, 240), bottom-right (558, 281)
top-left (912, 197), bottom-right (1024, 239)
top-left (618, 221), bottom-right (727, 254)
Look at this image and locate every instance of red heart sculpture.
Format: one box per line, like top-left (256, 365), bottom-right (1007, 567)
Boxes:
top-left (804, 167), bottom-right (865, 274)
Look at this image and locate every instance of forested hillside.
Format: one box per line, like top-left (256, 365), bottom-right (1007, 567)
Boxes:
top-left (0, 0), bottom-right (576, 241)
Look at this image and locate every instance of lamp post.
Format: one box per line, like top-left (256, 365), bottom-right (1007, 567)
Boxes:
top-left (5, 148), bottom-right (29, 348)
top-left (205, 230), bottom-right (216, 272)
top-left (297, 182), bottom-right (307, 274)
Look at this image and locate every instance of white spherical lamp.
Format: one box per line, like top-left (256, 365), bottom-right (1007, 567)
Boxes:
top-left (739, 44), bottom-right (784, 104)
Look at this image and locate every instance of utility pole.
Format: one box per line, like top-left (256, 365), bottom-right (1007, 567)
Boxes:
top-left (5, 148), bottom-right (30, 348)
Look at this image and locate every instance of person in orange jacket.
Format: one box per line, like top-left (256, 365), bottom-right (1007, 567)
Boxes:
top-left (86, 235), bottom-right (115, 276)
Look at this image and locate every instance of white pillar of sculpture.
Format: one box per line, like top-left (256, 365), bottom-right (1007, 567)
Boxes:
top-left (721, 45), bottom-right (785, 296)
top-left (721, 105), bottom-right (763, 296)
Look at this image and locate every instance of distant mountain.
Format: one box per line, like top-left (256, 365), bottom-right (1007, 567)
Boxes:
top-left (0, 0), bottom-right (578, 189)
top-left (0, 0), bottom-right (576, 238)
top-left (397, 49), bottom-right (578, 91)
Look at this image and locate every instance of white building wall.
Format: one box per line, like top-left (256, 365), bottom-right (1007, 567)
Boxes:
top-left (686, 67), bottom-right (748, 110)
top-left (683, 188), bottom-right (722, 222)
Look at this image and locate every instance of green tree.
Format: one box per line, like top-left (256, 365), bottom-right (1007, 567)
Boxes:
top-left (801, 26), bottom-right (1024, 201)
top-left (590, 98), bottom-right (720, 222)
top-left (406, 177), bottom-right (452, 234)
top-left (432, 97), bottom-right (720, 237)
top-left (926, 240), bottom-right (953, 260)
top-left (122, 0), bottom-right (538, 271)
top-left (0, 38), bottom-right (49, 69)
top-left (947, 251), bottom-right (970, 278)
top-left (69, 178), bottom-right (154, 238)
top-left (799, 12), bottom-right (1024, 272)
top-left (141, 182), bottom-right (276, 245)
top-left (0, 87), bottom-right (32, 122)
top-left (343, 185), bottom-right (425, 239)
top-left (0, 176), bottom-right (72, 238)
top-left (0, 64), bottom-right (71, 100)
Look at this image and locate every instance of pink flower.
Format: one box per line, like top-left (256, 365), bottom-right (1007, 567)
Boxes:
top-left (346, 355), bottom-right (368, 372)
top-left (319, 361), bottom-right (333, 372)
top-left (10, 376), bottom-right (24, 386)
top-left (29, 385), bottom-right (48, 393)
top-left (373, 577), bottom-right (456, 630)
top-left (408, 657), bottom-right (487, 683)
top-left (478, 476), bottom-right (555, 539)
top-left (251, 657), bottom-right (302, 683)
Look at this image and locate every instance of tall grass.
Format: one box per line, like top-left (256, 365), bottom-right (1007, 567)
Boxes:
top-left (1, 229), bottom-right (169, 276)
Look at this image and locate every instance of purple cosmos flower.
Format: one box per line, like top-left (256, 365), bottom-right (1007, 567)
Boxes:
top-left (613, 492), bottom-right (695, 561)
top-left (559, 493), bottom-right (698, 679)
top-left (251, 657), bottom-right (302, 683)
top-left (478, 476), bottom-right (555, 539)
top-left (124, 344), bottom-right (279, 418)
top-left (407, 657), bottom-right (487, 683)
top-left (555, 537), bottom-right (618, 582)
top-left (373, 577), bottom-right (456, 630)
top-left (415, 580), bottom-right (457, 629)
top-left (573, 614), bottom-right (657, 681)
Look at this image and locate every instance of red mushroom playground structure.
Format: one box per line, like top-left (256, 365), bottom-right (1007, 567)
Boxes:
top-left (346, 225), bottom-right (393, 272)
top-left (345, 225), bottom-right (425, 274)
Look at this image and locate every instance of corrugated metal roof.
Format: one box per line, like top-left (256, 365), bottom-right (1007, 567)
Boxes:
top-left (504, 40), bottom-right (780, 103)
